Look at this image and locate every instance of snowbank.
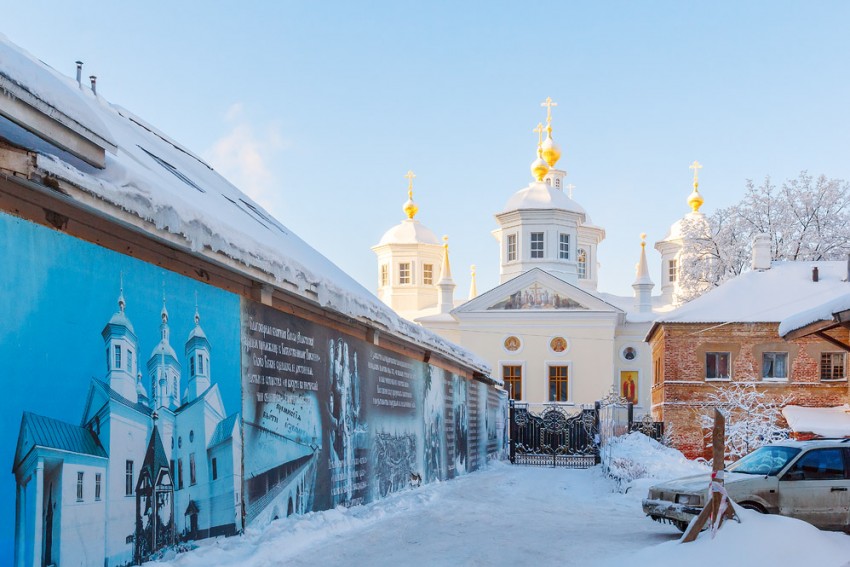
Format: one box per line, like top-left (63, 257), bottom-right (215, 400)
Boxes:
top-left (604, 432), bottom-right (709, 495)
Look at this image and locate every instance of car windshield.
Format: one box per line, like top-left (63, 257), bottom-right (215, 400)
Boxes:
top-left (726, 446), bottom-right (801, 476)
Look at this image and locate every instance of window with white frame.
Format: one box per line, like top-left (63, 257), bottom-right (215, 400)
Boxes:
top-left (530, 232), bottom-right (544, 259)
top-left (577, 248), bottom-right (588, 279)
top-left (398, 263), bottom-right (411, 284)
top-left (669, 259), bottom-right (678, 283)
top-left (559, 234), bottom-right (570, 260)
top-left (114, 344), bottom-right (122, 370)
top-left (762, 352), bottom-right (788, 380)
top-left (423, 263), bottom-right (434, 285)
top-left (95, 473), bottom-right (102, 501)
top-left (706, 352), bottom-right (731, 380)
top-left (125, 460), bottom-right (134, 496)
top-left (821, 352), bottom-right (846, 381)
top-left (380, 264), bottom-right (388, 287)
top-left (507, 234), bottom-right (517, 262)
top-left (77, 472), bottom-right (84, 501)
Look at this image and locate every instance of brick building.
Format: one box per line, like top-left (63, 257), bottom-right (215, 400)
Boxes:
top-left (646, 258), bottom-right (850, 459)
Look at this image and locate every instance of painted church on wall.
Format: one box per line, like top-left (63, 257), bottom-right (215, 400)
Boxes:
top-left (373, 98), bottom-right (711, 412)
top-left (12, 288), bottom-right (241, 567)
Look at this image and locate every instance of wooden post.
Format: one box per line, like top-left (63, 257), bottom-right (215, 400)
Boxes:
top-left (682, 409), bottom-right (725, 543)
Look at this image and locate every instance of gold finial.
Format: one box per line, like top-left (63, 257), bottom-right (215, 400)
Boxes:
top-left (640, 232), bottom-right (647, 249)
top-left (402, 170), bottom-right (419, 219)
top-left (440, 235), bottom-right (452, 280)
top-left (687, 161), bottom-right (705, 213)
top-left (469, 264), bottom-right (478, 299)
top-left (533, 123), bottom-right (545, 157)
top-left (540, 97), bottom-right (562, 167)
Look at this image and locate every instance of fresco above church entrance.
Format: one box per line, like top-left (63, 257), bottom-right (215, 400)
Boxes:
top-left (1, 212), bottom-right (242, 567)
top-left (488, 282), bottom-right (587, 310)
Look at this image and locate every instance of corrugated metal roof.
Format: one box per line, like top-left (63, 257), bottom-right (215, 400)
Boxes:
top-left (208, 413), bottom-right (239, 448)
top-left (14, 412), bottom-right (107, 470)
top-left (93, 378), bottom-right (152, 416)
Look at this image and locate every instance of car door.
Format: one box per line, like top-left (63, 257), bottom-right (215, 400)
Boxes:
top-left (778, 447), bottom-right (850, 530)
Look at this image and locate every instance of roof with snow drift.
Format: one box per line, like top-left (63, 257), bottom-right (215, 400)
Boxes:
top-left (647, 260), bottom-right (850, 339)
top-left (0, 34), bottom-right (491, 378)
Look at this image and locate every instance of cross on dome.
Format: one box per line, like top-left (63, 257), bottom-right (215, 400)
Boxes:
top-left (540, 96), bottom-right (558, 128)
top-left (689, 160), bottom-right (703, 187)
top-left (402, 170), bottom-right (419, 219)
top-left (533, 123), bottom-right (545, 155)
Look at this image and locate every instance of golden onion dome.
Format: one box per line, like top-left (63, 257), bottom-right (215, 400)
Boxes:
top-left (531, 156), bottom-right (549, 182)
top-left (403, 197), bottom-right (418, 219)
top-left (541, 134), bottom-right (561, 168)
top-left (687, 183), bottom-right (704, 213)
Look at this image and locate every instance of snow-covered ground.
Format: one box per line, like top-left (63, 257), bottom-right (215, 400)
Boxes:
top-left (147, 434), bottom-right (850, 567)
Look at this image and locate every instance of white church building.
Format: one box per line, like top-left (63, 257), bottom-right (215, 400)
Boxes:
top-left (373, 100), bottom-right (709, 411)
top-left (13, 289), bottom-right (241, 567)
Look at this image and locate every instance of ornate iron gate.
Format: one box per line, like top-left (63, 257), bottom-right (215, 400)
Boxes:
top-left (509, 401), bottom-right (599, 468)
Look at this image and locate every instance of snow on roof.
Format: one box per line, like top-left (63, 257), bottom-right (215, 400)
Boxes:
top-left (500, 181), bottom-right (588, 218)
top-left (778, 291), bottom-right (850, 337)
top-left (782, 405), bottom-right (850, 438)
top-left (654, 261), bottom-right (850, 325)
top-left (376, 218), bottom-right (440, 246)
top-left (0, 35), bottom-right (490, 377)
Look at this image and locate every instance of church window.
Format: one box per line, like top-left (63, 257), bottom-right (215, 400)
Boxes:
top-left (380, 264), bottom-right (388, 287)
top-left (654, 356), bottom-right (662, 385)
top-left (95, 473), bottom-right (102, 501)
top-left (559, 234), bottom-right (570, 260)
top-left (114, 344), bottom-right (122, 370)
top-left (178, 459), bottom-right (184, 489)
top-left (190, 453), bottom-right (197, 486)
top-left (503, 365), bottom-right (522, 400)
top-left (762, 352), bottom-right (788, 380)
top-left (399, 263), bottom-right (411, 284)
top-left (423, 264), bottom-right (434, 285)
top-left (127, 349), bottom-right (134, 374)
top-left (507, 234), bottom-right (517, 262)
top-left (549, 365), bottom-right (569, 402)
top-left (577, 249), bottom-right (588, 279)
top-left (178, 436), bottom-right (182, 448)
top-left (198, 354), bottom-right (205, 375)
top-left (212, 457), bottom-right (218, 480)
top-left (190, 356), bottom-right (196, 376)
top-left (668, 259), bottom-right (678, 283)
top-left (125, 460), bottom-right (134, 496)
top-left (530, 232), bottom-right (544, 259)
top-left (76, 472), bottom-right (84, 501)
top-left (706, 352), bottom-right (731, 380)
top-left (190, 430), bottom-right (195, 443)
top-left (545, 177), bottom-right (551, 186)
top-left (821, 352), bottom-right (846, 381)
top-left (555, 178), bottom-right (561, 189)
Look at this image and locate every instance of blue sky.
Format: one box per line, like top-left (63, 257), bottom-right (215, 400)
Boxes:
top-left (4, 1), bottom-right (850, 297)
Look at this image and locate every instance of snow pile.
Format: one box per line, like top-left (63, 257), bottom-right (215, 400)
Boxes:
top-left (603, 505), bottom-right (850, 567)
top-left (783, 404), bottom-right (850, 438)
top-left (604, 432), bottom-right (709, 494)
top-left (778, 292), bottom-right (850, 336)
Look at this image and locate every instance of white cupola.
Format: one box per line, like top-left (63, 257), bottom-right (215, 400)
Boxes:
top-left (101, 281), bottom-right (140, 402)
top-left (632, 233), bottom-right (655, 312)
top-left (148, 295), bottom-right (181, 411)
top-left (184, 303), bottom-right (211, 403)
top-left (372, 171), bottom-right (445, 320)
top-left (492, 100), bottom-right (605, 289)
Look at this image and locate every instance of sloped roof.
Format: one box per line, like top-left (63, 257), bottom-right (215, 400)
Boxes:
top-left (653, 261), bottom-right (849, 327)
top-left (376, 219), bottom-right (440, 246)
top-left (209, 413), bottom-right (240, 448)
top-left (14, 412), bottom-right (107, 471)
top-left (500, 181), bottom-right (588, 217)
top-left (0, 35), bottom-right (489, 378)
top-left (778, 292), bottom-right (850, 337)
top-left (92, 378), bottom-right (153, 416)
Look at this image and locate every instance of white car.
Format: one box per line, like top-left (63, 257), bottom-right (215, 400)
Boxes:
top-left (643, 439), bottom-right (850, 531)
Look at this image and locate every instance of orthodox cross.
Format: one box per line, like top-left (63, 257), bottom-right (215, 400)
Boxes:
top-left (533, 123), bottom-right (545, 150)
top-left (566, 183), bottom-right (575, 199)
top-left (540, 97), bottom-right (558, 129)
top-left (689, 160), bottom-right (702, 186)
top-left (404, 170), bottom-right (416, 198)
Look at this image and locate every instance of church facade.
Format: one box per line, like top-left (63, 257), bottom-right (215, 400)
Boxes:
top-left (13, 289), bottom-right (241, 567)
top-left (373, 100), bottom-right (707, 413)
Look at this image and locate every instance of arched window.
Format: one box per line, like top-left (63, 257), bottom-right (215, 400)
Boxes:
top-left (578, 248), bottom-right (588, 279)
top-left (555, 178), bottom-right (561, 189)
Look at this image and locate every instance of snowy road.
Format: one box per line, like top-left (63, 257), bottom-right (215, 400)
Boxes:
top-left (150, 463), bottom-right (682, 567)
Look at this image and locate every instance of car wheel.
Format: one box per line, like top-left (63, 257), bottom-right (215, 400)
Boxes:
top-left (739, 502), bottom-right (766, 514)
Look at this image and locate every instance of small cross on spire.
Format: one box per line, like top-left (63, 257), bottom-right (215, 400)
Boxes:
top-left (689, 160), bottom-right (703, 186)
top-left (404, 170), bottom-right (416, 198)
top-left (540, 96), bottom-right (558, 127)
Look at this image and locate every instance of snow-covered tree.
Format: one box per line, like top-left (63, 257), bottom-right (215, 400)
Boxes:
top-left (677, 172), bottom-right (850, 302)
top-left (696, 383), bottom-right (793, 462)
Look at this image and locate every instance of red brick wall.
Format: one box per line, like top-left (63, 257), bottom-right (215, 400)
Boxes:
top-left (649, 322), bottom-right (850, 460)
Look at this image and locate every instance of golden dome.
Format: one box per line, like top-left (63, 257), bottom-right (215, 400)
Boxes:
top-left (687, 184), bottom-right (704, 213)
top-left (531, 156), bottom-right (549, 181)
top-left (403, 169), bottom-right (418, 219)
top-left (541, 133), bottom-right (561, 168)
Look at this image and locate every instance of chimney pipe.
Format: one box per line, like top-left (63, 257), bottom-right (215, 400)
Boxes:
top-left (75, 61), bottom-right (83, 86)
top-left (812, 266), bottom-right (819, 282)
top-left (89, 75), bottom-right (97, 96)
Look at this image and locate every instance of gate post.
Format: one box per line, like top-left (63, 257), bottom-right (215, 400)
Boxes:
top-left (627, 402), bottom-right (634, 432)
top-left (509, 399), bottom-right (516, 464)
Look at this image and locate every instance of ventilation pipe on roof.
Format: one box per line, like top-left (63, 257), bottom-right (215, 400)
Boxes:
top-left (89, 75), bottom-right (97, 96)
top-left (75, 61), bottom-right (83, 86)
top-left (812, 266), bottom-right (819, 282)
top-left (751, 233), bottom-right (771, 271)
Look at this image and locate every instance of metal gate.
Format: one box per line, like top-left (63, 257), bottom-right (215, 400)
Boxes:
top-left (509, 401), bottom-right (599, 468)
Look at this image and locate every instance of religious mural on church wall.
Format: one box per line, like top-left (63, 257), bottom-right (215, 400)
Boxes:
top-left (241, 300), bottom-right (505, 523)
top-left (488, 282), bottom-right (587, 310)
top-left (1, 212), bottom-right (243, 567)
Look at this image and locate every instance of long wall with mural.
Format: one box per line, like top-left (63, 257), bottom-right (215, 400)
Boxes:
top-left (1, 211), bottom-right (507, 567)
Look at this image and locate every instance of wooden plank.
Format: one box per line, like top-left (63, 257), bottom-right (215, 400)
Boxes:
top-left (815, 331), bottom-right (850, 353)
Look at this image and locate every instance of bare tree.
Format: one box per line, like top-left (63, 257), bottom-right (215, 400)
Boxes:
top-left (677, 172), bottom-right (850, 302)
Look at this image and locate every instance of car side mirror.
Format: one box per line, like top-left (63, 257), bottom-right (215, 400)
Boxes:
top-left (782, 470), bottom-right (804, 481)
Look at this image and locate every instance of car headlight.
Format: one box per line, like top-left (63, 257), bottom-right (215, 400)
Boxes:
top-left (675, 494), bottom-right (700, 506)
